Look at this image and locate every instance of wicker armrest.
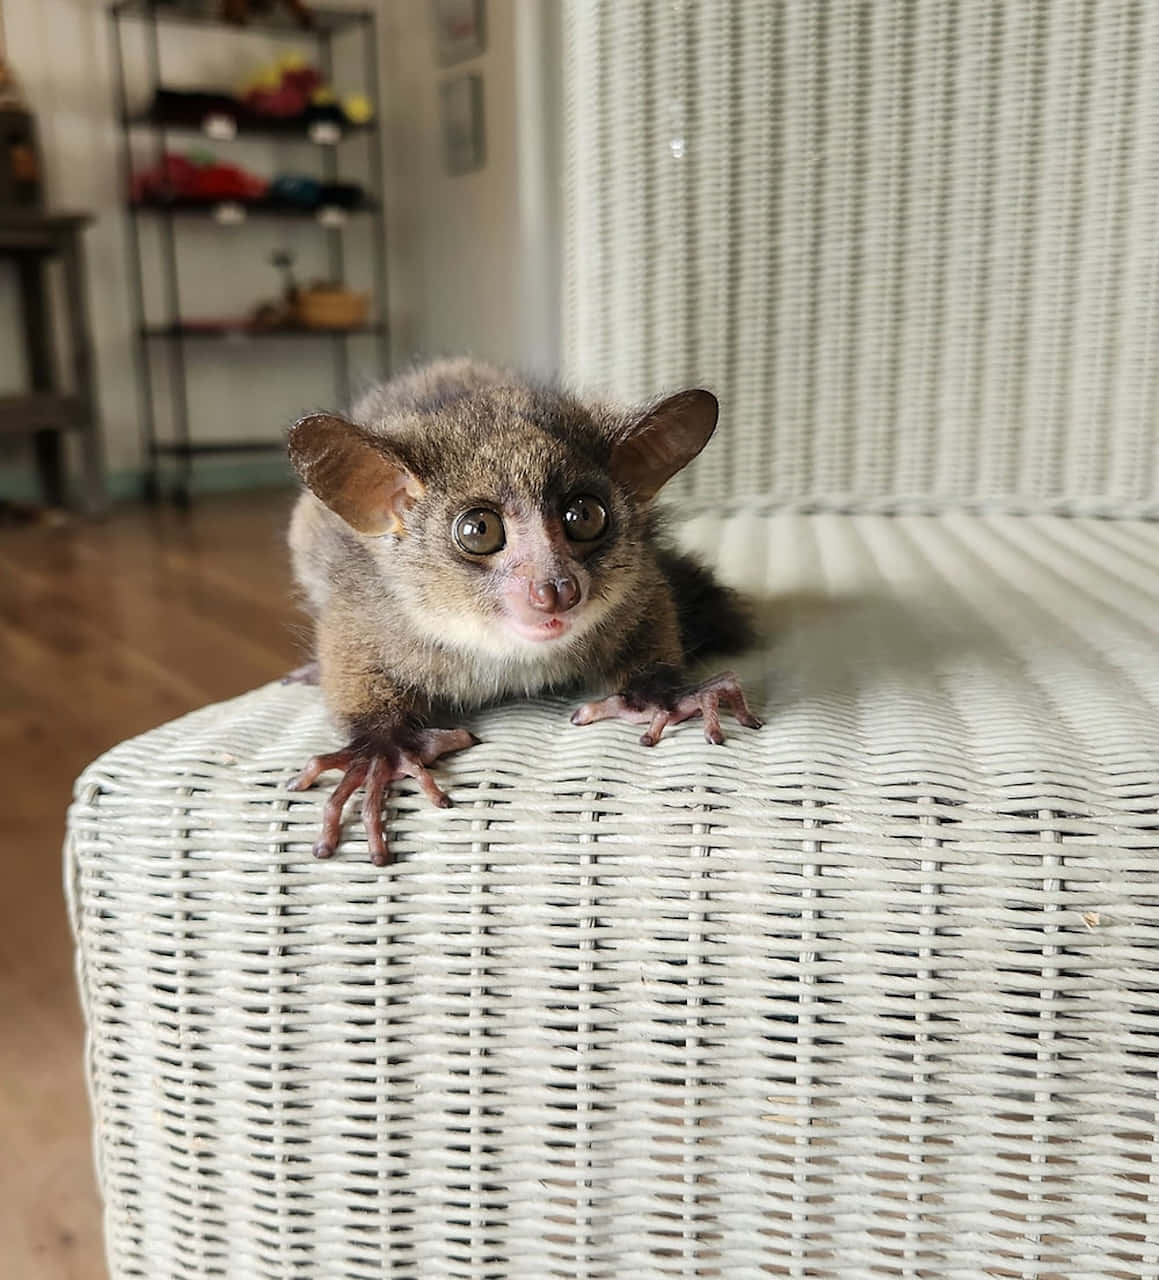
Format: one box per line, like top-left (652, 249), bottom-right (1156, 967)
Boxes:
top-left (67, 510), bottom-right (1159, 1278)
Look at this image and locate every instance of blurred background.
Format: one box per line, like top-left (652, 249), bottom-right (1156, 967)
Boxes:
top-left (4, 1), bottom-right (1157, 1275)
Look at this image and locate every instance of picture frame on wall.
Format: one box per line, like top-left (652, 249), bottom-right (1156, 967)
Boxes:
top-left (439, 73), bottom-right (485, 176)
top-left (432, 0), bottom-right (486, 67)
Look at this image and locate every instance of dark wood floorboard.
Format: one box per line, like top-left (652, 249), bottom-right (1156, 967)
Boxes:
top-left (0, 492), bottom-right (304, 1279)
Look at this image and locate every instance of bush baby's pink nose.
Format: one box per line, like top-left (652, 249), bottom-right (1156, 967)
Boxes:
top-left (529, 576), bottom-right (580, 613)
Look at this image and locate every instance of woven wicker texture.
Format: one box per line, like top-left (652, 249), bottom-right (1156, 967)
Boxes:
top-left (68, 510), bottom-right (1159, 1279)
top-left (562, 0), bottom-right (1159, 515)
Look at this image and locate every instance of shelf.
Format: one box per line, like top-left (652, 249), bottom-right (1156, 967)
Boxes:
top-left (150, 439), bottom-right (287, 456)
top-left (130, 196), bottom-right (376, 220)
top-left (143, 322), bottom-right (385, 339)
top-left (127, 108), bottom-right (376, 144)
top-left (111, 2), bottom-right (369, 36)
top-left (111, 0), bottom-right (386, 504)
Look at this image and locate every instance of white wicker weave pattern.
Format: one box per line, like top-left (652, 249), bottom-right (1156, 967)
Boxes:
top-left (562, 0), bottom-right (1159, 515)
top-left (68, 511), bottom-right (1159, 1279)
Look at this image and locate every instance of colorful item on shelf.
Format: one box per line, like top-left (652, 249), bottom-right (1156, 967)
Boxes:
top-left (143, 56), bottom-right (372, 137)
top-left (266, 174), bottom-right (366, 210)
top-left (131, 151), bottom-right (268, 204)
top-left (342, 93), bottom-right (373, 125)
top-left (131, 153), bottom-right (365, 211)
top-left (265, 174), bottom-right (321, 207)
top-left (241, 53), bottom-right (322, 118)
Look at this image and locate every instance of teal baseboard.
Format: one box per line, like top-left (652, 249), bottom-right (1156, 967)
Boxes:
top-left (0, 455), bottom-right (295, 505)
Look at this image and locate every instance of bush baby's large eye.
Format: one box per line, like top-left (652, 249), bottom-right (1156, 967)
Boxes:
top-left (562, 494), bottom-right (609, 542)
top-left (454, 507), bottom-right (506, 555)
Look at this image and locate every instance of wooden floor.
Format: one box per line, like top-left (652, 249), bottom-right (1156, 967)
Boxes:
top-left (0, 491), bottom-right (304, 1280)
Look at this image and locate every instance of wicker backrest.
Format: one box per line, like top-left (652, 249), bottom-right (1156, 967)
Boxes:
top-left (561, 0), bottom-right (1159, 516)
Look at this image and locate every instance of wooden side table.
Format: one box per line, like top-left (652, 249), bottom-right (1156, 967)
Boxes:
top-left (0, 211), bottom-right (105, 511)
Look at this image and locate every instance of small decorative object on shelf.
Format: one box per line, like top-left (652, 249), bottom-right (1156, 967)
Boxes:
top-left (342, 93), bottom-right (372, 125)
top-left (109, 1), bottom-right (388, 505)
top-left (0, 56), bottom-right (42, 207)
top-left (249, 247), bottom-right (300, 328)
top-left (270, 248), bottom-right (299, 300)
top-left (296, 284), bottom-right (369, 329)
top-left (249, 251), bottom-right (369, 331)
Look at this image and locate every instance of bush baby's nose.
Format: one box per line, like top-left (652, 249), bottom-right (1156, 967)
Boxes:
top-left (529, 575), bottom-right (580, 613)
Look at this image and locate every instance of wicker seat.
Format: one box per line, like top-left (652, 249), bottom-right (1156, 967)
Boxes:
top-left (70, 0), bottom-right (1159, 1273)
top-left (68, 508), bottom-right (1159, 1278)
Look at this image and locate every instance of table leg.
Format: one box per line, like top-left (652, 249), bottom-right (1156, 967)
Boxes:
top-left (16, 252), bottom-right (66, 506)
top-left (32, 427), bottom-right (64, 507)
top-left (60, 230), bottom-right (106, 513)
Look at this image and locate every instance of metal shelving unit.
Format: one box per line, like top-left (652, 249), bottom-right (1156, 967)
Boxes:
top-left (109, 1), bottom-right (389, 503)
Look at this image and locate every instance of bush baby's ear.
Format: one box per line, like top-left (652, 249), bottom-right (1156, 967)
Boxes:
top-left (609, 389), bottom-right (718, 501)
top-left (288, 413), bottom-right (424, 536)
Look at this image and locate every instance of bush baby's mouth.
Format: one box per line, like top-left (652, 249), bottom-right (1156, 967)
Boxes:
top-left (505, 615), bottom-right (572, 643)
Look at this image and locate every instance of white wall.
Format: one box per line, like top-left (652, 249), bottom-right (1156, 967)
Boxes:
top-left (379, 0), bottom-right (558, 377)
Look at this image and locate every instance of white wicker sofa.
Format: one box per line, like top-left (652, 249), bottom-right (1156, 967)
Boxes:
top-left (68, 3), bottom-right (1159, 1277)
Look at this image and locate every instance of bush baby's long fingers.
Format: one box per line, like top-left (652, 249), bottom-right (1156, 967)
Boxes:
top-left (314, 762), bottom-right (368, 859)
top-left (361, 756), bottom-right (392, 867)
top-left (403, 755), bottom-right (452, 809)
top-left (722, 686), bottom-right (762, 730)
top-left (700, 692), bottom-right (724, 744)
top-left (290, 749), bottom-right (352, 792)
top-left (640, 709), bottom-right (671, 747)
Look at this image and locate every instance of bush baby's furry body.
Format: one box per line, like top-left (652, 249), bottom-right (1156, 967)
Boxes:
top-left (287, 357), bottom-right (760, 865)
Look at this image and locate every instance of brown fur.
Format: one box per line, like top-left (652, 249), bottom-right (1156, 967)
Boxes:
top-left (288, 358), bottom-right (749, 736)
